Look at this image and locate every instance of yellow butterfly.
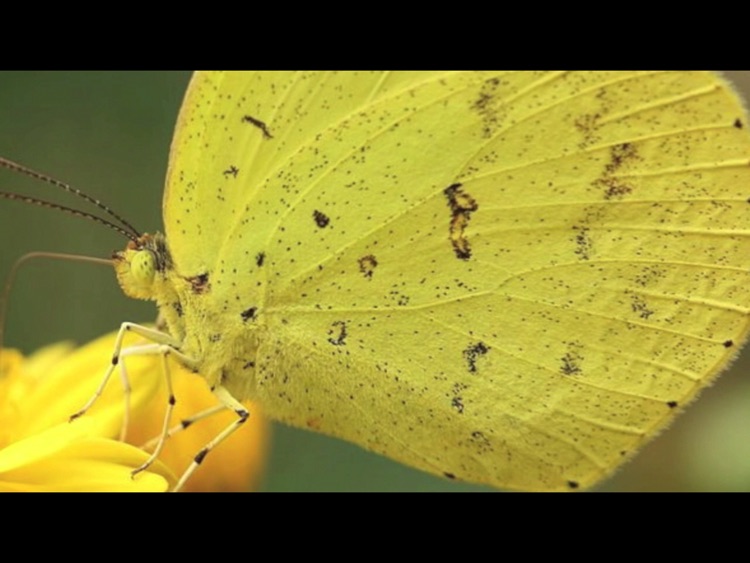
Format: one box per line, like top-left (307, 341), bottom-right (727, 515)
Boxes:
top-left (3, 71), bottom-right (750, 491)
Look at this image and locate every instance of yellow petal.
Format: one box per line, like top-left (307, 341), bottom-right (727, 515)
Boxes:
top-left (8, 332), bottom-right (162, 441)
top-left (0, 418), bottom-right (174, 491)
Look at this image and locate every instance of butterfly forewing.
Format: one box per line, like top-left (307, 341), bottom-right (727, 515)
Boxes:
top-left (161, 71), bottom-right (750, 490)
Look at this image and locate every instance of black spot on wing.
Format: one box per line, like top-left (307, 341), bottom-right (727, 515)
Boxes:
top-left (560, 342), bottom-right (584, 376)
top-left (572, 226), bottom-right (592, 261)
top-left (734, 118), bottom-right (744, 129)
top-left (574, 113), bottom-right (603, 148)
top-left (630, 294), bottom-right (654, 320)
top-left (358, 255), bottom-right (378, 279)
top-left (223, 165), bottom-right (239, 178)
top-left (597, 177), bottom-right (633, 199)
top-left (186, 273), bottom-right (210, 294)
top-left (595, 143), bottom-right (640, 200)
top-left (667, 400), bottom-right (679, 409)
top-left (463, 341), bottom-right (489, 373)
top-left (605, 143), bottom-right (638, 175)
top-left (388, 289), bottom-right (410, 307)
top-left (469, 430), bottom-right (492, 454)
top-left (241, 115), bottom-right (273, 139)
top-left (444, 183), bottom-right (479, 260)
top-left (451, 396), bottom-right (464, 414)
top-left (256, 252), bottom-right (266, 267)
top-left (723, 340), bottom-right (734, 348)
top-left (241, 307), bottom-right (257, 322)
top-left (450, 382), bottom-right (469, 414)
top-left (313, 210), bottom-right (330, 228)
top-left (471, 77), bottom-right (502, 138)
top-left (327, 321), bottom-right (347, 346)
top-left (633, 266), bottom-right (666, 288)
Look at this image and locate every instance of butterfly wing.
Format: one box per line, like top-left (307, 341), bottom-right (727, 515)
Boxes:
top-left (163, 71), bottom-right (750, 490)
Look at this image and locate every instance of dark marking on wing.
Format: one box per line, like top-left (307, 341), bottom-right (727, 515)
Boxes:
top-left (256, 252), bottom-right (266, 267)
top-left (574, 113), bottom-right (602, 147)
top-left (463, 341), bottom-right (489, 373)
top-left (667, 400), bottom-right (678, 409)
top-left (560, 342), bottom-right (584, 376)
top-left (444, 472), bottom-right (456, 480)
top-left (241, 115), bottom-right (273, 139)
top-left (572, 226), bottom-right (592, 260)
top-left (634, 266), bottom-right (666, 288)
top-left (388, 289), bottom-right (410, 306)
top-left (471, 77), bottom-right (502, 138)
top-left (241, 306), bottom-right (257, 322)
top-left (595, 143), bottom-right (640, 200)
top-left (605, 143), bottom-right (638, 175)
top-left (630, 294), bottom-right (654, 320)
top-left (313, 210), bottom-right (330, 228)
top-left (223, 165), bottom-right (239, 178)
top-left (358, 255), bottom-right (378, 279)
top-left (567, 480), bottom-right (580, 490)
top-left (451, 396), bottom-right (465, 414)
top-left (597, 177), bottom-right (633, 199)
top-left (723, 340), bottom-right (734, 348)
top-left (735, 118), bottom-right (744, 129)
top-left (444, 183), bottom-right (478, 260)
top-left (450, 382), bottom-right (469, 414)
top-left (470, 430), bottom-right (492, 454)
top-left (327, 320), bottom-right (347, 346)
top-left (186, 273), bottom-right (210, 294)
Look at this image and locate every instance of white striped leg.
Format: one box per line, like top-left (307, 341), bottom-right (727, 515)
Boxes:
top-left (129, 343), bottom-right (178, 478)
top-left (141, 404), bottom-right (227, 451)
top-left (172, 386), bottom-right (250, 493)
top-left (69, 322), bottom-right (184, 423)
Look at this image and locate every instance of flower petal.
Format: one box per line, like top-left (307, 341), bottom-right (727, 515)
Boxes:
top-left (0, 418), bottom-right (174, 491)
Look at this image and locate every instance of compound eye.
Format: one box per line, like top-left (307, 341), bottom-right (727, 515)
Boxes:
top-left (131, 250), bottom-right (156, 285)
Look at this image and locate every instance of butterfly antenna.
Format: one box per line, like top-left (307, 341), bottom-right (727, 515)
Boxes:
top-left (0, 156), bottom-right (141, 238)
top-left (0, 191), bottom-right (141, 243)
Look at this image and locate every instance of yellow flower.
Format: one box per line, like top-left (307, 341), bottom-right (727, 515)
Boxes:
top-left (0, 330), bottom-right (269, 492)
top-left (0, 338), bottom-right (172, 491)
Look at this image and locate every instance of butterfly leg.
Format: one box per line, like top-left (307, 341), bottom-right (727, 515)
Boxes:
top-left (128, 343), bottom-right (175, 478)
top-left (172, 386), bottom-right (249, 492)
top-left (117, 354), bottom-right (132, 442)
top-left (140, 404), bottom-right (226, 451)
top-left (69, 322), bottom-right (185, 424)
top-left (125, 341), bottom-right (198, 479)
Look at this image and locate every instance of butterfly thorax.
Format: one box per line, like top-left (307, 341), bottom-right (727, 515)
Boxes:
top-left (113, 232), bottom-right (264, 396)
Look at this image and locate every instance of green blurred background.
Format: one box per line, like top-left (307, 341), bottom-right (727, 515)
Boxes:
top-left (0, 71), bottom-right (748, 492)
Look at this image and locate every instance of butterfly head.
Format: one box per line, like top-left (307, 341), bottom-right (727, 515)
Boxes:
top-left (113, 232), bottom-right (173, 301)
